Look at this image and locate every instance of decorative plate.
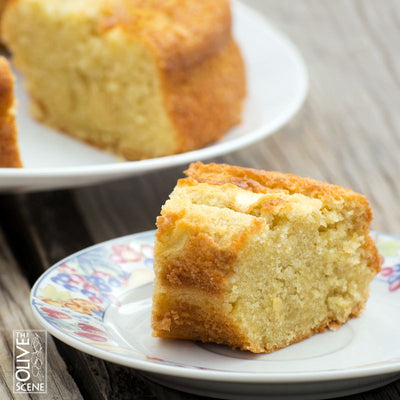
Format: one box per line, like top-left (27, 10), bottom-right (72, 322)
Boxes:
top-left (31, 230), bottom-right (400, 400)
top-left (0, 0), bottom-right (308, 192)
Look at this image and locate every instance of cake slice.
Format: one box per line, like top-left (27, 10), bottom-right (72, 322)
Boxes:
top-left (0, 56), bottom-right (22, 167)
top-left (2, 0), bottom-right (245, 160)
top-left (151, 162), bottom-right (380, 353)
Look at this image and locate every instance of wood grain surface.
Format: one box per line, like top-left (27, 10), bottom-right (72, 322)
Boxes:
top-left (0, 0), bottom-right (399, 399)
top-left (0, 224), bottom-right (82, 399)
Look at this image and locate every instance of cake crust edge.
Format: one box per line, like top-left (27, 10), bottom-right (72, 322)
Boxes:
top-left (0, 56), bottom-right (22, 168)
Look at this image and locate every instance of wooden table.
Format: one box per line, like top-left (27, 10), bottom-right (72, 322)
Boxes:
top-left (1, 0), bottom-right (399, 399)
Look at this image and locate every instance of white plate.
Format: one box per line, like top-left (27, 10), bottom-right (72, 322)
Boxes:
top-left (31, 230), bottom-right (400, 400)
top-left (1, 0), bottom-right (308, 192)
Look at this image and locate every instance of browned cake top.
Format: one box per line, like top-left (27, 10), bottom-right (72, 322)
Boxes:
top-left (5, 0), bottom-right (231, 71)
top-left (186, 161), bottom-right (370, 209)
top-left (100, 0), bottom-right (231, 70)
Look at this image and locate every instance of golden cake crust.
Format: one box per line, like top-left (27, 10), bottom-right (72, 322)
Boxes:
top-left (186, 162), bottom-right (370, 204)
top-left (164, 39), bottom-right (245, 153)
top-left (0, 0), bottom-right (8, 25)
top-left (101, 0), bottom-right (232, 71)
top-left (0, 56), bottom-right (22, 167)
top-left (0, 0), bottom-right (7, 27)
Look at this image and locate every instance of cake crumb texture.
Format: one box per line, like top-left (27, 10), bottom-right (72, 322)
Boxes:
top-left (152, 162), bottom-right (380, 353)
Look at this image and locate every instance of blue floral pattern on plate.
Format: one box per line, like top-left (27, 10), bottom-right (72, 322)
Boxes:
top-left (31, 231), bottom-right (155, 357)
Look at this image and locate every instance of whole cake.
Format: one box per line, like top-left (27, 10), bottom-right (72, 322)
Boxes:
top-left (0, 56), bottom-right (22, 167)
top-left (152, 162), bottom-right (380, 353)
top-left (2, 0), bottom-right (246, 160)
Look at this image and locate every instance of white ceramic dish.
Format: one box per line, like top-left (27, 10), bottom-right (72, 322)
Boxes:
top-left (0, 0), bottom-right (308, 192)
top-left (31, 230), bottom-right (400, 400)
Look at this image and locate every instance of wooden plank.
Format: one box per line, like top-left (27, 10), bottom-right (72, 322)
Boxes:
top-left (0, 219), bottom-right (83, 400)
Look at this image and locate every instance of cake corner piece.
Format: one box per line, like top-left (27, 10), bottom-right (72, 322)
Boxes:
top-left (151, 162), bottom-right (380, 353)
